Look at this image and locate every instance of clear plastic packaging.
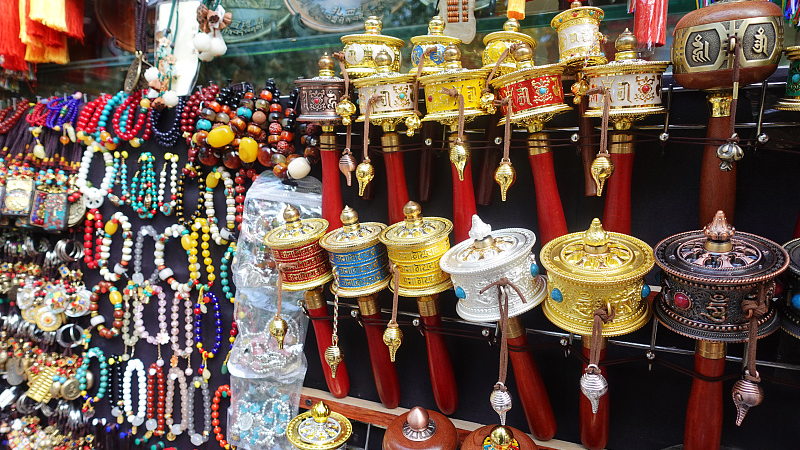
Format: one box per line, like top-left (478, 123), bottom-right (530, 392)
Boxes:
top-left (228, 375), bottom-right (301, 450)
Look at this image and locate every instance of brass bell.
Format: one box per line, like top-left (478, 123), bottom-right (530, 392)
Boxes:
top-left (336, 98), bottom-right (356, 126)
top-left (324, 344), bottom-right (344, 378)
top-left (494, 160), bottom-right (516, 201)
top-left (355, 159), bottom-right (374, 197)
top-left (405, 115), bottom-right (421, 137)
top-left (450, 141), bottom-right (469, 181)
top-left (383, 324), bottom-right (403, 362)
top-left (269, 314), bottom-right (289, 349)
top-left (338, 150), bottom-right (357, 186)
top-left (590, 154), bottom-right (614, 196)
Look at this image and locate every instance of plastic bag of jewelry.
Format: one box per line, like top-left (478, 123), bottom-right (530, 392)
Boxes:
top-left (228, 286), bottom-right (308, 381)
top-left (232, 171), bottom-right (322, 290)
top-left (228, 375), bottom-right (300, 450)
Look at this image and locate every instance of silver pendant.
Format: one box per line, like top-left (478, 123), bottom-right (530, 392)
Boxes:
top-left (731, 374), bottom-right (763, 426)
top-left (489, 383), bottom-right (512, 425)
top-left (580, 365), bottom-right (608, 414)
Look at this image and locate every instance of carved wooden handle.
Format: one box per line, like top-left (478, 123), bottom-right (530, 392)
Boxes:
top-left (418, 298), bottom-right (458, 415)
top-left (699, 115), bottom-right (736, 227)
top-left (320, 133), bottom-right (344, 229)
top-left (382, 137), bottom-right (410, 224)
top-left (684, 342), bottom-right (726, 450)
top-left (528, 138), bottom-right (567, 244)
top-left (603, 132), bottom-right (635, 235)
top-left (306, 302), bottom-right (350, 398)
top-left (507, 322), bottom-right (557, 441)
top-left (360, 300), bottom-right (401, 408)
top-left (580, 343), bottom-right (609, 450)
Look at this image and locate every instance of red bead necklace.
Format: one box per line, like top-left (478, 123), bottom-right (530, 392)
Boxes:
top-left (112, 90), bottom-right (152, 143)
top-left (146, 362), bottom-right (166, 437)
top-left (83, 209), bottom-right (103, 269)
top-left (0, 101), bottom-right (30, 134)
top-left (212, 384), bottom-right (232, 449)
top-left (76, 94), bottom-right (111, 138)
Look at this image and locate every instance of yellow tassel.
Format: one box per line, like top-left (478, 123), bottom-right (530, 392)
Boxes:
top-left (29, 0), bottom-right (67, 33)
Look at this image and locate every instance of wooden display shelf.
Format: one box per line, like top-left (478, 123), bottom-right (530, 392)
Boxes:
top-left (300, 388), bottom-right (588, 450)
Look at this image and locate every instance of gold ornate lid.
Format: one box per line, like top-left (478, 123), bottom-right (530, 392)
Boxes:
top-left (340, 16), bottom-right (405, 48)
top-left (551, 0), bottom-right (604, 30)
top-left (286, 401), bottom-right (353, 450)
top-left (540, 218), bottom-right (654, 285)
top-left (379, 201), bottom-right (452, 249)
top-left (352, 50), bottom-right (417, 87)
top-left (263, 205), bottom-right (330, 250)
top-left (482, 18), bottom-right (536, 66)
top-left (418, 45), bottom-right (492, 85)
top-left (786, 45), bottom-right (800, 60)
top-left (490, 44), bottom-right (566, 88)
top-left (583, 29), bottom-right (669, 76)
top-left (320, 206), bottom-right (386, 253)
top-left (295, 53), bottom-right (345, 85)
top-left (411, 16), bottom-right (461, 47)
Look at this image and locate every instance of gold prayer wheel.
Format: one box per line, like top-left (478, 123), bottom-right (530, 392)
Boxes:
top-left (286, 401), bottom-right (353, 450)
top-left (379, 201), bottom-right (453, 297)
top-left (319, 206), bottom-right (391, 297)
top-left (482, 18), bottom-right (537, 77)
top-left (410, 16), bottom-right (462, 76)
top-left (352, 50), bottom-right (421, 134)
top-left (419, 44), bottom-right (495, 126)
top-left (490, 44), bottom-right (571, 132)
top-left (582, 30), bottom-right (670, 128)
top-left (540, 218), bottom-right (654, 336)
top-left (263, 205), bottom-right (333, 291)
top-left (776, 46), bottom-right (800, 111)
top-left (551, 0), bottom-right (607, 73)
top-left (340, 16), bottom-right (405, 79)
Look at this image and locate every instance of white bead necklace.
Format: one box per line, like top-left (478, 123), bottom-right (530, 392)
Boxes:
top-left (159, 152), bottom-right (179, 216)
top-left (75, 142), bottom-right (116, 209)
top-left (123, 358), bottom-right (147, 430)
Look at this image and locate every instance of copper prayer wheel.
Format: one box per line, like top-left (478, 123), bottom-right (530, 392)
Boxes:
top-left (340, 16), bottom-right (404, 79)
top-left (550, 0), bottom-right (607, 73)
top-left (295, 54), bottom-right (349, 125)
top-left (482, 18), bottom-right (536, 77)
top-left (383, 406), bottom-right (458, 450)
top-left (410, 16), bottom-right (462, 76)
top-left (286, 401), bottom-right (352, 450)
top-left (461, 425), bottom-right (539, 450)
top-left (780, 238), bottom-right (800, 339)
top-left (263, 205), bottom-right (333, 291)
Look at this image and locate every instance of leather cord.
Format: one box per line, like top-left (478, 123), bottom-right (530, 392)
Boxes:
top-left (742, 283), bottom-right (769, 381)
top-left (331, 52), bottom-right (353, 152)
top-left (586, 305), bottom-right (615, 375)
top-left (480, 277), bottom-right (526, 389)
top-left (586, 86), bottom-right (611, 158)
top-left (388, 263), bottom-right (400, 327)
top-left (362, 94), bottom-right (382, 165)
top-left (413, 47), bottom-right (436, 118)
top-left (440, 88), bottom-right (465, 143)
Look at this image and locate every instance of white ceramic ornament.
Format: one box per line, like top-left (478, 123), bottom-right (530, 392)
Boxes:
top-left (144, 67), bottom-right (160, 83)
top-left (147, 88), bottom-right (159, 99)
top-left (209, 36), bottom-right (227, 57)
top-left (198, 51), bottom-right (215, 62)
top-left (163, 91), bottom-right (179, 107)
top-left (193, 32), bottom-right (212, 52)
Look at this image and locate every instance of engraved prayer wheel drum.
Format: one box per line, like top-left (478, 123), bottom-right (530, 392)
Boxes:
top-left (482, 18), bottom-right (537, 77)
top-left (540, 218), bottom-right (654, 336)
top-left (550, 0), bottom-right (607, 72)
top-left (295, 53), bottom-right (347, 124)
top-left (379, 201), bottom-right (453, 297)
top-left (654, 211), bottom-right (789, 342)
top-left (583, 30), bottom-right (669, 124)
top-left (320, 206), bottom-right (390, 298)
top-left (410, 16), bottom-right (462, 76)
top-left (340, 16), bottom-right (404, 79)
top-left (461, 425), bottom-right (539, 450)
top-left (780, 238), bottom-right (800, 339)
top-left (352, 50), bottom-right (419, 129)
top-left (263, 205), bottom-right (333, 291)
top-left (490, 44), bottom-right (571, 132)
top-left (440, 215), bottom-right (546, 322)
top-left (286, 401), bottom-right (352, 450)
top-left (383, 406), bottom-right (459, 450)
top-left (671, 0), bottom-right (783, 91)
top-left (419, 45), bottom-right (494, 126)
top-left (775, 46), bottom-right (800, 111)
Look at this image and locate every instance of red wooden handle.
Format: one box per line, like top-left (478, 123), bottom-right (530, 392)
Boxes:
top-left (528, 148), bottom-right (567, 245)
top-left (684, 343), bottom-right (726, 450)
top-left (420, 310), bottom-right (458, 414)
top-left (361, 309), bottom-right (402, 408)
top-left (452, 160), bottom-right (478, 243)
top-left (579, 97), bottom-right (598, 197)
top-left (320, 134), bottom-right (344, 229)
top-left (699, 115), bottom-right (736, 227)
top-left (580, 344), bottom-right (609, 450)
top-left (306, 303), bottom-right (350, 398)
top-left (794, 210), bottom-right (800, 239)
top-left (419, 122), bottom-right (438, 203)
top-left (603, 147), bottom-right (634, 235)
top-left (477, 116), bottom-right (503, 206)
top-left (383, 139), bottom-right (410, 224)
top-left (507, 332), bottom-right (557, 441)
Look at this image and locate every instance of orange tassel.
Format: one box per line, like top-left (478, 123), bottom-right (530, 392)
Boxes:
top-left (65, 0), bottom-right (84, 41)
top-left (0, 0), bottom-right (28, 72)
top-left (507, 0), bottom-right (526, 20)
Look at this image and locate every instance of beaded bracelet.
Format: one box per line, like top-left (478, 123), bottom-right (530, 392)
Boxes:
top-left (187, 375), bottom-right (212, 446)
top-left (195, 290), bottom-right (222, 380)
top-left (212, 384), bottom-right (232, 449)
top-left (89, 281), bottom-right (124, 339)
top-left (78, 347), bottom-right (108, 415)
top-left (144, 362), bottom-right (166, 439)
top-left (97, 212), bottom-right (133, 282)
top-left (165, 365), bottom-right (189, 441)
top-left (123, 357), bottom-right (147, 430)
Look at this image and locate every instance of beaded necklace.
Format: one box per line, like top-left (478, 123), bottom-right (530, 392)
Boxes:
top-left (154, 224), bottom-right (195, 365)
top-left (97, 212), bottom-right (133, 282)
top-left (130, 151), bottom-right (158, 219)
top-left (108, 355), bottom-right (125, 424)
top-left (184, 217), bottom-right (215, 291)
top-left (0, 101), bottom-right (31, 134)
top-left (95, 91), bottom-right (126, 148)
top-left (195, 289), bottom-right (222, 380)
top-left (175, 162), bottom-right (205, 227)
top-left (45, 93), bottom-right (83, 130)
top-left (220, 242), bottom-right (236, 375)
top-left (75, 142), bottom-right (116, 209)
top-left (182, 84), bottom-right (220, 151)
top-left (158, 152), bottom-right (179, 216)
top-left (76, 94), bottom-right (111, 141)
top-left (112, 90), bottom-right (152, 145)
top-left (205, 167), bottom-right (235, 245)
top-left (151, 96), bottom-right (185, 147)
top-left (212, 384), bottom-right (232, 449)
